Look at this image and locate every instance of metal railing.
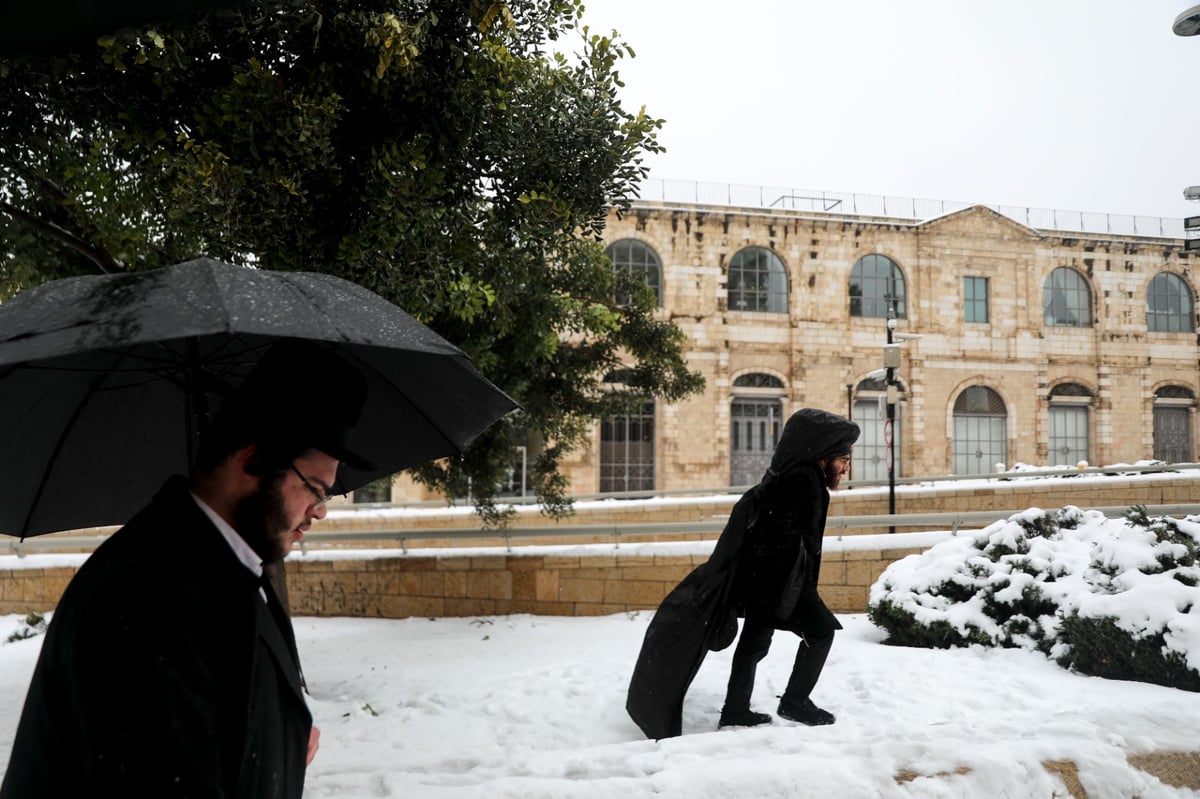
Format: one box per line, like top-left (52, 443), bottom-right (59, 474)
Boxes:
top-left (307, 502), bottom-right (1200, 551)
top-left (345, 461), bottom-right (1200, 510)
top-left (7, 503), bottom-right (1199, 558)
top-left (630, 179), bottom-right (1186, 240)
top-left (4, 462), bottom-right (1196, 556)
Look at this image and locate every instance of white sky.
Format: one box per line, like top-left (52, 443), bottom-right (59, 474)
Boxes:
top-left (577, 1), bottom-right (1200, 221)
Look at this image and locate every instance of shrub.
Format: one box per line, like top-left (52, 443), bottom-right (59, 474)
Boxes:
top-left (5, 612), bottom-right (47, 643)
top-left (867, 506), bottom-right (1200, 692)
top-left (1057, 612), bottom-right (1200, 692)
top-left (866, 598), bottom-right (992, 649)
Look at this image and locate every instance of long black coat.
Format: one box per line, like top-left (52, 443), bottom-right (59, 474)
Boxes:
top-left (626, 408), bottom-right (858, 739)
top-left (0, 477), bottom-right (312, 799)
top-left (625, 496), bottom-right (748, 739)
top-left (737, 459), bottom-right (842, 637)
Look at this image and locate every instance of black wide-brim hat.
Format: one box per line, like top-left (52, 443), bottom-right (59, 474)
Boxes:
top-left (209, 339), bottom-right (375, 471)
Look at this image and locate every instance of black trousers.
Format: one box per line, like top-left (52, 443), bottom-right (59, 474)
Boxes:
top-left (722, 615), bottom-right (834, 713)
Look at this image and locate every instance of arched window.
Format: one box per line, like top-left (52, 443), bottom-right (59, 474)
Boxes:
top-left (1043, 267), bottom-right (1092, 327)
top-left (729, 372), bottom-right (785, 486)
top-left (732, 373), bottom-right (784, 389)
top-left (849, 254), bottom-right (906, 319)
top-left (603, 368), bottom-right (637, 385)
top-left (1048, 383), bottom-right (1092, 465)
top-left (1147, 272), bottom-right (1195, 333)
top-left (605, 239), bottom-right (662, 307)
top-left (952, 386), bottom-right (1007, 475)
top-left (728, 247), bottom-right (788, 313)
top-left (1154, 385), bottom-right (1195, 463)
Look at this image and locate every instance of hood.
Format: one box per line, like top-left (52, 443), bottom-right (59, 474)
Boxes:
top-left (768, 408), bottom-right (860, 474)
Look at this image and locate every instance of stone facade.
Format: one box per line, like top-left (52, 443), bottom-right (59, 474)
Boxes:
top-left (553, 201), bottom-right (1200, 493)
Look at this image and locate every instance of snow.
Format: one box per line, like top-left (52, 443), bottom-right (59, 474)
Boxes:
top-left (4, 604), bottom-right (1200, 788)
top-left (5, 610), bottom-right (1198, 797)
top-left (2, 479), bottom-right (1200, 796)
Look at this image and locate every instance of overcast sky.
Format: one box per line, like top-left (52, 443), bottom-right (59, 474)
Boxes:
top-left (577, 1), bottom-right (1200, 221)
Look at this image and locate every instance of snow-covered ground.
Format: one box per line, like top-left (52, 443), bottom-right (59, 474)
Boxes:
top-left (2, 609), bottom-right (1198, 797)
top-left (3, 470), bottom-right (1200, 797)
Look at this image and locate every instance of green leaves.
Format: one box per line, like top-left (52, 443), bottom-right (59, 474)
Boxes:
top-left (0, 0), bottom-right (701, 513)
top-left (446, 275), bottom-right (496, 323)
top-left (5, 612), bottom-right (47, 644)
top-left (365, 12), bottom-right (421, 80)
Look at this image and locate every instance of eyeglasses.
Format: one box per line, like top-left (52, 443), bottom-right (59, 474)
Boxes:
top-left (290, 463), bottom-right (333, 508)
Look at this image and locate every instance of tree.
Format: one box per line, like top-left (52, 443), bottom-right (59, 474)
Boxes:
top-left (0, 0), bottom-right (704, 520)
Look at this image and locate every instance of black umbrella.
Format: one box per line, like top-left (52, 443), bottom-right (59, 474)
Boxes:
top-left (0, 257), bottom-right (518, 537)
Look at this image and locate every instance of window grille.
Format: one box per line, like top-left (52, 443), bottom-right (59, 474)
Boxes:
top-left (850, 254), bottom-right (906, 319)
top-left (728, 247), bottom-right (788, 313)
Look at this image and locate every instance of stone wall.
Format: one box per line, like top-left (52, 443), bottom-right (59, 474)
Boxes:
top-left (285, 540), bottom-right (925, 618)
top-left (0, 541), bottom-right (926, 619)
top-left (3, 473), bottom-right (1194, 617)
top-left (0, 565), bottom-right (75, 617)
top-left (287, 550), bottom-right (705, 619)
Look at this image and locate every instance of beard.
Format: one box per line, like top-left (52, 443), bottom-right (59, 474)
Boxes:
top-left (822, 464), bottom-right (843, 490)
top-left (233, 472), bottom-right (293, 564)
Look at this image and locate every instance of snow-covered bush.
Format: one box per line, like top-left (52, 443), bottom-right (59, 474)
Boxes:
top-left (5, 612), bottom-right (47, 644)
top-left (867, 505), bottom-right (1200, 691)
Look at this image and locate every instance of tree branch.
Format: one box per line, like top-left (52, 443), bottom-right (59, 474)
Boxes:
top-left (0, 200), bottom-right (125, 274)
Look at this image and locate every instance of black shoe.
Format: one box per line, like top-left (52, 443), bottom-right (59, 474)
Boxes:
top-left (718, 708), bottom-right (772, 728)
top-left (777, 698), bottom-right (835, 726)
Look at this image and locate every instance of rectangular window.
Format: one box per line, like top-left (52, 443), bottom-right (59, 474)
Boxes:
top-left (952, 414), bottom-right (1006, 475)
top-left (964, 276), bottom-right (989, 323)
top-left (853, 400), bottom-right (902, 482)
top-left (1048, 405), bottom-right (1089, 466)
top-left (730, 399), bottom-right (782, 486)
top-left (1154, 405), bottom-right (1192, 462)
top-left (600, 400), bottom-right (655, 493)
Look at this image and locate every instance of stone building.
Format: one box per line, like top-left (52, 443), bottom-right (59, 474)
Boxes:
top-left (551, 187), bottom-right (1199, 494)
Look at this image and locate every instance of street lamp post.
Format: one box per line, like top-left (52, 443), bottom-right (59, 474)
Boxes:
top-left (1173, 4), bottom-right (1200, 35)
top-left (884, 304), bottom-right (901, 534)
top-left (845, 383), bottom-right (854, 483)
top-left (1176, 5), bottom-right (1200, 245)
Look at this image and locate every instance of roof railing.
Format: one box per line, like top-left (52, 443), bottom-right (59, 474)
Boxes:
top-left (628, 179), bottom-right (1186, 239)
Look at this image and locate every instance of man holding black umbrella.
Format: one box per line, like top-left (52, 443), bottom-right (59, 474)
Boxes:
top-left (1, 339), bottom-right (370, 798)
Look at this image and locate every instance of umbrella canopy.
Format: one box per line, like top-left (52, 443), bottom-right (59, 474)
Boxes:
top-left (0, 257), bottom-right (518, 537)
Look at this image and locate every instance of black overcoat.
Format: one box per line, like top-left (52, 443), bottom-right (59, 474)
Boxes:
top-left (0, 477), bottom-right (313, 799)
top-left (738, 460), bottom-right (842, 638)
top-left (624, 495), bottom-right (748, 739)
top-left (625, 408), bottom-right (858, 739)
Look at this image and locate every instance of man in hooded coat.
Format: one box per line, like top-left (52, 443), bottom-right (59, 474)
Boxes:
top-left (626, 408), bottom-right (859, 738)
